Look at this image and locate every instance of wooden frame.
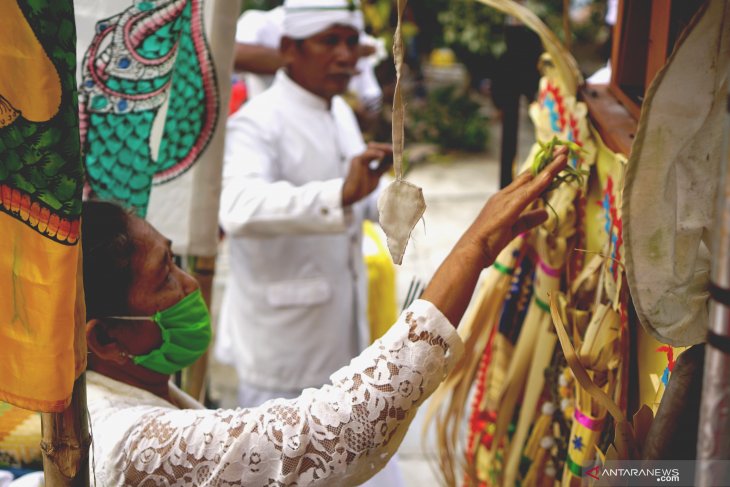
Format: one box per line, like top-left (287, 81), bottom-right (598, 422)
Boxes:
top-left (581, 84), bottom-right (636, 156)
top-left (585, 0), bottom-right (703, 155)
top-left (608, 0), bottom-right (707, 119)
top-left (609, 0), bottom-right (671, 119)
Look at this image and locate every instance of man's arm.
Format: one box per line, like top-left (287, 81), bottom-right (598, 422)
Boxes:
top-left (219, 110), bottom-right (349, 237)
top-left (233, 43), bottom-right (283, 74)
top-left (219, 108), bottom-right (391, 237)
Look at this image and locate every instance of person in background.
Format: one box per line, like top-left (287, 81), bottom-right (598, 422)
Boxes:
top-left (79, 147), bottom-right (567, 486)
top-left (232, 2), bottom-right (383, 128)
top-left (217, 1), bottom-right (403, 483)
top-left (218, 0), bottom-right (387, 406)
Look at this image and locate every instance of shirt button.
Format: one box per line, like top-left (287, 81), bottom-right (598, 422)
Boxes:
top-left (321, 207), bottom-right (329, 216)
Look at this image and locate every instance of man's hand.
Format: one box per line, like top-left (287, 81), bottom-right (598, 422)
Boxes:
top-left (357, 43), bottom-right (376, 59)
top-left (421, 146), bottom-right (569, 326)
top-left (341, 143), bottom-right (393, 207)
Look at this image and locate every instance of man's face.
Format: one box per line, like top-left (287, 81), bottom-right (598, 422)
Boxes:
top-left (283, 25), bottom-right (360, 100)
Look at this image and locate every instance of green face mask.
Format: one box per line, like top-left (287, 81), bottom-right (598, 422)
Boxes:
top-left (109, 289), bottom-right (212, 375)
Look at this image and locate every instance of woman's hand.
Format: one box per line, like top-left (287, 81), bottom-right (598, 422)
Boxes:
top-left (421, 147), bottom-right (569, 326)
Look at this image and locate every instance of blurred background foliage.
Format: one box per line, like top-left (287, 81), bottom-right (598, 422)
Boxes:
top-left (239, 0), bottom-right (612, 153)
top-left (407, 86), bottom-right (490, 152)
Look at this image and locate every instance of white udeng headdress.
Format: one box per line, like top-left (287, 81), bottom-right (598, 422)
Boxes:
top-left (282, 0), bottom-right (364, 39)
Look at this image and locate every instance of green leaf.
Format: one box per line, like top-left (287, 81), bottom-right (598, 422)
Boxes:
top-left (41, 153), bottom-right (67, 177)
top-left (37, 190), bottom-right (63, 211)
top-left (51, 174), bottom-right (77, 202)
top-left (37, 128), bottom-right (62, 147)
top-left (11, 173), bottom-right (36, 194)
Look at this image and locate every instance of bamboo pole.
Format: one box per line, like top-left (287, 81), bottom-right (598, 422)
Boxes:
top-left (562, 0), bottom-right (571, 51)
top-left (695, 63), bottom-right (730, 486)
top-left (182, 255), bottom-right (217, 401)
top-left (180, 0), bottom-right (241, 401)
top-left (40, 374), bottom-right (90, 487)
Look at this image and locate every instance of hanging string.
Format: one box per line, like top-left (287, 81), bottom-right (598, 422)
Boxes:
top-left (391, 0), bottom-right (407, 180)
top-left (87, 399), bottom-right (97, 487)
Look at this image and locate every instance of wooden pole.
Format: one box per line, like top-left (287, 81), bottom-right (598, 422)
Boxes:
top-left (696, 62), bottom-right (730, 486)
top-left (40, 374), bottom-right (90, 487)
top-left (562, 0), bottom-right (571, 51)
top-left (179, 0), bottom-right (241, 402)
top-left (182, 255), bottom-right (217, 401)
top-left (499, 93), bottom-right (519, 189)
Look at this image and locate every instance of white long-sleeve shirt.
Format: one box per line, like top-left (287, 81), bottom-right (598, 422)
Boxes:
top-left (87, 300), bottom-right (463, 486)
top-left (217, 70), bottom-right (377, 391)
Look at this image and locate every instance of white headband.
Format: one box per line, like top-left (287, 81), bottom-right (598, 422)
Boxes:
top-left (283, 0), bottom-right (364, 39)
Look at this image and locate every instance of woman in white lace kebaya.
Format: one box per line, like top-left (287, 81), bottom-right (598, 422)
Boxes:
top-left (80, 149), bottom-right (567, 486)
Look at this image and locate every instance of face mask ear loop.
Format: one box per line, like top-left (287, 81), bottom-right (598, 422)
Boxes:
top-left (102, 315), bottom-right (157, 364)
top-left (104, 315), bottom-right (153, 321)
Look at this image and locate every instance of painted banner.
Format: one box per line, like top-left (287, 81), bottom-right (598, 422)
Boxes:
top-left (0, 0), bottom-right (85, 412)
top-left (75, 0), bottom-right (239, 257)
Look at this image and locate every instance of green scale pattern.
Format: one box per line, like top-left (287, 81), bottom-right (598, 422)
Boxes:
top-left (0, 0), bottom-right (82, 219)
top-left (84, 1), bottom-right (206, 217)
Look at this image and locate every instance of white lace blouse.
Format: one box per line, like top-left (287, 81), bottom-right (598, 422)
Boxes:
top-left (86, 300), bottom-right (464, 486)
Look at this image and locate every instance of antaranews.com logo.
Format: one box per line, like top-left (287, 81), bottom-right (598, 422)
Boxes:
top-left (580, 460), bottom-right (730, 486)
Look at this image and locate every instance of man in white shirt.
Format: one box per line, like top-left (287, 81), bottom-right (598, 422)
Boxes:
top-left (233, 4), bottom-right (383, 119)
top-left (218, 0), bottom-right (390, 408)
top-left (233, 6), bottom-right (284, 99)
top-left (217, 1), bottom-right (404, 483)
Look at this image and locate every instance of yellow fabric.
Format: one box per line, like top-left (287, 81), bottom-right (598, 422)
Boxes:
top-left (0, 214), bottom-right (84, 412)
top-left (0, 402), bottom-right (42, 468)
top-left (363, 221), bottom-right (397, 342)
top-left (0, 0), bottom-right (61, 122)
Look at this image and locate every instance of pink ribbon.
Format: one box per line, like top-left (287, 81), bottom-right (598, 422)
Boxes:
top-left (538, 259), bottom-right (561, 278)
top-left (574, 409), bottom-right (604, 431)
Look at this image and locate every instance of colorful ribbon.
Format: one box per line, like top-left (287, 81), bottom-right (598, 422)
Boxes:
top-left (574, 408), bottom-right (603, 431)
top-left (493, 261), bottom-right (514, 275)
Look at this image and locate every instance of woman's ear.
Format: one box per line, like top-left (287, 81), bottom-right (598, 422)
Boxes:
top-left (86, 319), bottom-right (128, 365)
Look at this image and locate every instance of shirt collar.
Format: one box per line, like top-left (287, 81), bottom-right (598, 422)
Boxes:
top-left (275, 69), bottom-right (331, 111)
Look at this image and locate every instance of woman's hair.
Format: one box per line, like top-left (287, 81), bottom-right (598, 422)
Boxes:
top-left (81, 200), bottom-right (135, 320)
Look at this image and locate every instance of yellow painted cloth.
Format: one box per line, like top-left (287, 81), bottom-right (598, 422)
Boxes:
top-left (363, 221), bottom-right (398, 342)
top-left (0, 0), bottom-right (85, 412)
top-left (0, 402), bottom-right (42, 469)
top-left (0, 216), bottom-right (85, 412)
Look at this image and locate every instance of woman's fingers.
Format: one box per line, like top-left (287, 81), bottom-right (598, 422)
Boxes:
top-left (504, 146), bottom-right (569, 194)
top-left (489, 150), bottom-right (568, 227)
top-left (512, 209), bottom-right (548, 237)
top-left (518, 152), bottom-right (568, 202)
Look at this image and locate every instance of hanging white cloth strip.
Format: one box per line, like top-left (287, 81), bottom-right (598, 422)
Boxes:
top-left (377, 0), bottom-right (425, 264)
top-left (623, 0), bottom-right (730, 346)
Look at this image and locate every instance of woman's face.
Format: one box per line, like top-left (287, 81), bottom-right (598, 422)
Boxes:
top-left (111, 217), bottom-right (200, 356)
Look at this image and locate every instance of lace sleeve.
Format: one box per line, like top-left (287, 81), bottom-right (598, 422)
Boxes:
top-left (113, 299), bottom-right (463, 486)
